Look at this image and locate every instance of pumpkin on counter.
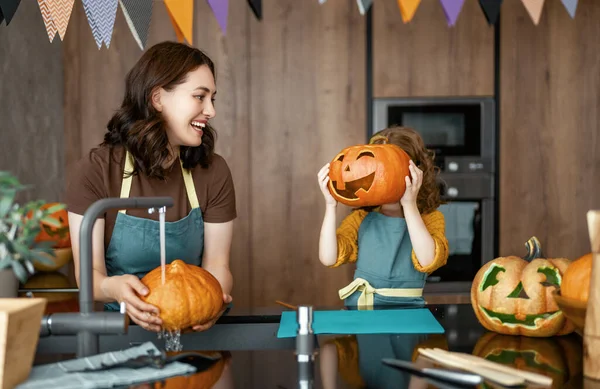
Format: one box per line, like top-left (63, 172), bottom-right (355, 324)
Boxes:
top-left (561, 252), bottom-right (593, 303)
top-left (153, 351), bottom-right (230, 389)
top-left (470, 237), bottom-right (575, 337)
top-left (141, 260), bottom-right (224, 332)
top-left (473, 332), bottom-right (582, 389)
top-left (33, 202), bottom-right (71, 248)
top-left (328, 140), bottom-right (411, 207)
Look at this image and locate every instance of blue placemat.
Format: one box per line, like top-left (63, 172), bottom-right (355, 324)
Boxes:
top-left (276, 308), bottom-right (444, 338)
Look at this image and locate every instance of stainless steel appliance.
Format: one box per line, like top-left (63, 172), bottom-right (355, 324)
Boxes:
top-left (372, 97), bottom-right (496, 293)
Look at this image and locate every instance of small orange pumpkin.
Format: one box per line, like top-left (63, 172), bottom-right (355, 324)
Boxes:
top-left (561, 253), bottom-right (592, 303)
top-left (141, 260), bottom-right (224, 331)
top-left (471, 237), bottom-right (574, 337)
top-left (33, 202), bottom-right (71, 248)
top-left (328, 143), bottom-right (410, 207)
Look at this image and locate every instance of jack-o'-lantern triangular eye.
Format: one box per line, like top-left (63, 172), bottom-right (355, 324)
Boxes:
top-left (337, 155), bottom-right (344, 162)
top-left (507, 282), bottom-right (530, 299)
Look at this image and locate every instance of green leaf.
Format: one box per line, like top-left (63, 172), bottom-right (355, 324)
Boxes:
top-left (0, 189), bottom-right (16, 218)
top-left (44, 203), bottom-right (66, 214)
top-left (0, 257), bottom-right (13, 269)
top-left (40, 216), bottom-right (61, 228)
top-left (24, 259), bottom-right (35, 275)
top-left (29, 249), bottom-right (55, 265)
top-left (11, 260), bottom-right (29, 284)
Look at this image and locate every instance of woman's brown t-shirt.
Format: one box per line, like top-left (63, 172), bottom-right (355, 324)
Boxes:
top-left (65, 145), bottom-right (237, 250)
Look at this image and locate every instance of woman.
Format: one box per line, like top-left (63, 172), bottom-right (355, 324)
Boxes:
top-left (65, 41), bottom-right (236, 332)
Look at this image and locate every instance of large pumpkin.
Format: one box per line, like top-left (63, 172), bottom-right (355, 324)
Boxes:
top-left (33, 202), bottom-right (71, 248)
top-left (327, 143), bottom-right (411, 207)
top-left (473, 332), bottom-right (582, 389)
top-left (141, 260), bottom-right (224, 331)
top-left (561, 252), bottom-right (593, 303)
top-left (470, 237), bottom-right (575, 337)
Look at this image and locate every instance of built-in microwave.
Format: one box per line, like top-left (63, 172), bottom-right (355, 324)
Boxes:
top-left (372, 97), bottom-right (497, 294)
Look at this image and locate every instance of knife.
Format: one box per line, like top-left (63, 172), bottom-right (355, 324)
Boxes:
top-left (382, 358), bottom-right (482, 386)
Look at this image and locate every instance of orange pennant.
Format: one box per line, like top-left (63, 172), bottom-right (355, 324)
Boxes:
top-left (397, 0), bottom-right (421, 23)
top-left (38, 0), bottom-right (58, 42)
top-left (48, 0), bottom-right (74, 40)
top-left (521, 0), bottom-right (545, 25)
top-left (164, 0), bottom-right (193, 45)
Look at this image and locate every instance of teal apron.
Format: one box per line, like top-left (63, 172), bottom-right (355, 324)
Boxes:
top-left (339, 212), bottom-right (426, 309)
top-left (104, 151), bottom-right (204, 311)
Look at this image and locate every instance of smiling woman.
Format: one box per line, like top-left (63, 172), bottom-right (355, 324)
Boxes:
top-left (63, 41), bottom-right (237, 333)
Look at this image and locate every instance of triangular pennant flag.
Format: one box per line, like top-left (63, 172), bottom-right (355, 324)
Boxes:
top-left (479, 0), bottom-right (502, 25)
top-left (439, 0), bottom-right (465, 26)
top-left (207, 0), bottom-right (228, 35)
top-left (164, 0), bottom-right (193, 45)
top-left (356, 0), bottom-right (373, 16)
top-left (37, 0), bottom-right (58, 42)
top-left (0, 0), bottom-right (21, 25)
top-left (48, 0), bottom-right (75, 41)
top-left (560, 0), bottom-right (577, 18)
top-left (81, 0), bottom-right (102, 48)
top-left (82, 0), bottom-right (118, 49)
top-left (397, 0), bottom-right (421, 23)
top-left (521, 0), bottom-right (544, 25)
top-left (120, 0), bottom-right (153, 50)
top-left (247, 0), bottom-right (261, 20)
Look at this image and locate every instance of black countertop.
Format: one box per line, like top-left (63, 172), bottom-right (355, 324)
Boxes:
top-left (31, 303), bottom-right (591, 389)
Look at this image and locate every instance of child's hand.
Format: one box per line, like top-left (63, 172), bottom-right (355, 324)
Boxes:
top-left (318, 163), bottom-right (337, 207)
top-left (400, 160), bottom-right (423, 207)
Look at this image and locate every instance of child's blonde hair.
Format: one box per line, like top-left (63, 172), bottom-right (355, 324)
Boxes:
top-left (369, 125), bottom-right (442, 214)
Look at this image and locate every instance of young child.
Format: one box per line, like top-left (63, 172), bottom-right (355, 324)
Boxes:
top-left (317, 126), bottom-right (449, 309)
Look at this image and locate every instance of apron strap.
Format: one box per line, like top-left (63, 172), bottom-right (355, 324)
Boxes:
top-left (338, 277), bottom-right (423, 310)
top-left (119, 150), bottom-right (200, 214)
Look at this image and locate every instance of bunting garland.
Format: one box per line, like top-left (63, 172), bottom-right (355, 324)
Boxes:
top-left (82, 0), bottom-right (118, 49)
top-left (164, 0), bottom-right (193, 45)
top-left (479, 0), bottom-right (503, 25)
top-left (119, 0), bottom-right (153, 50)
top-left (0, 0), bottom-right (592, 47)
top-left (560, 0), bottom-right (578, 18)
top-left (247, 0), bottom-right (262, 20)
top-left (397, 0), bottom-right (421, 23)
top-left (0, 0), bottom-right (21, 25)
top-left (207, 0), bottom-right (228, 35)
top-left (38, 0), bottom-right (58, 42)
top-left (439, 0), bottom-right (465, 27)
top-left (356, 0), bottom-right (373, 16)
top-left (521, 0), bottom-right (545, 25)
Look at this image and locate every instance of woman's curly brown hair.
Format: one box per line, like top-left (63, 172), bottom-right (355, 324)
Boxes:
top-left (369, 125), bottom-right (443, 214)
top-left (98, 41), bottom-right (217, 179)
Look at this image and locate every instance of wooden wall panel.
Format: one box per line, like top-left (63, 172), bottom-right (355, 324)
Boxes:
top-left (249, 0), bottom-right (364, 307)
top-left (499, 0), bottom-right (600, 259)
top-left (372, 0), bottom-right (494, 98)
top-left (0, 0), bottom-right (64, 203)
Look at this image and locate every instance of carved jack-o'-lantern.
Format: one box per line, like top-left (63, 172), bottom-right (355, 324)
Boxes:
top-left (470, 237), bottom-right (574, 337)
top-left (328, 143), bottom-right (411, 207)
top-left (473, 332), bottom-right (582, 389)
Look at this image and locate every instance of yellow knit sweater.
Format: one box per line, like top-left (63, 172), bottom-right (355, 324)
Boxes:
top-left (329, 208), bottom-right (449, 273)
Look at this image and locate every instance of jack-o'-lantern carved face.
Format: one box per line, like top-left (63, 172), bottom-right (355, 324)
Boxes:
top-left (470, 237), bottom-right (575, 337)
top-left (327, 143), bottom-right (411, 207)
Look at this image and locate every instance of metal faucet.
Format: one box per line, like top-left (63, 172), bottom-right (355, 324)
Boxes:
top-left (39, 196), bottom-right (175, 358)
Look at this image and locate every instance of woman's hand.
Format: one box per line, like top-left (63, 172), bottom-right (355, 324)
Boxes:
top-left (101, 275), bottom-right (162, 332)
top-left (401, 160), bottom-right (423, 207)
top-left (318, 163), bottom-right (337, 207)
top-left (191, 293), bottom-right (232, 332)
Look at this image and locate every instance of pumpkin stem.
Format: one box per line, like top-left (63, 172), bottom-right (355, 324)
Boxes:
top-left (523, 236), bottom-right (543, 261)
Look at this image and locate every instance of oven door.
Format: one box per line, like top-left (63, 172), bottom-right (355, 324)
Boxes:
top-left (424, 174), bottom-right (495, 293)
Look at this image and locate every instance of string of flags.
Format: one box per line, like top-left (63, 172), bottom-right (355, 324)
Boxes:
top-left (0, 0), bottom-right (581, 50)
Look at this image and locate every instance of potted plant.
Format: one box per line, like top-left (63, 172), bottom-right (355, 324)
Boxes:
top-left (0, 171), bottom-right (65, 297)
